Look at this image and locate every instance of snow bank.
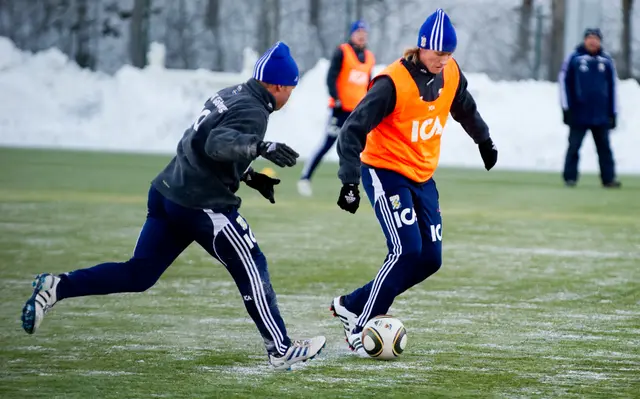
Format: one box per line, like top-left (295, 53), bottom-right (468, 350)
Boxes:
top-left (1, 38), bottom-right (639, 174)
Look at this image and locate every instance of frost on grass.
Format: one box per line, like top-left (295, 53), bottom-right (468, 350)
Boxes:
top-left (199, 365), bottom-right (271, 377)
top-left (78, 370), bottom-right (137, 377)
top-left (540, 370), bottom-right (613, 385)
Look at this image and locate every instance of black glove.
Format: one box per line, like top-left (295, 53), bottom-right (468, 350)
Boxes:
top-left (478, 137), bottom-right (498, 171)
top-left (242, 170), bottom-right (280, 204)
top-left (609, 115), bottom-right (616, 130)
top-left (563, 110), bottom-right (571, 126)
top-left (337, 184), bottom-right (360, 214)
top-left (333, 99), bottom-right (342, 110)
top-left (256, 141), bottom-right (299, 167)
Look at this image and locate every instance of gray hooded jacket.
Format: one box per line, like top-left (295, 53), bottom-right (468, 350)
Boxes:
top-left (152, 78), bottom-right (275, 211)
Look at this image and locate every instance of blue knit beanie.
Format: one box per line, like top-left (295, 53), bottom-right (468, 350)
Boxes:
top-left (584, 28), bottom-right (602, 40)
top-left (350, 20), bottom-right (368, 35)
top-left (417, 8), bottom-right (457, 53)
top-left (252, 41), bottom-right (299, 86)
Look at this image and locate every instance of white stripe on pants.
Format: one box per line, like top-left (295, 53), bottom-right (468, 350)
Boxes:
top-left (356, 169), bottom-right (403, 328)
top-left (204, 210), bottom-right (289, 355)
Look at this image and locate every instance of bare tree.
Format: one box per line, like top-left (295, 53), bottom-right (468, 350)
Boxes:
top-left (309, 0), bottom-right (320, 27)
top-left (344, 0), bottom-right (353, 36)
top-left (257, 0), bottom-right (280, 53)
top-left (163, 0), bottom-right (197, 69)
top-left (309, 0), bottom-right (329, 56)
top-left (129, 0), bottom-right (151, 68)
top-left (513, 0), bottom-right (533, 64)
top-left (620, 0), bottom-right (634, 79)
top-left (355, 0), bottom-right (364, 20)
top-left (0, 0), bottom-right (21, 46)
top-left (73, 0), bottom-right (95, 69)
top-left (547, 0), bottom-right (565, 81)
top-left (205, 0), bottom-right (224, 71)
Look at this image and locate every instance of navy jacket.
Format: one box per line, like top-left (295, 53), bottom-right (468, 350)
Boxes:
top-left (559, 44), bottom-right (617, 127)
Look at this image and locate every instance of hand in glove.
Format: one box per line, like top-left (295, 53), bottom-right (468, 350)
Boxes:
top-left (337, 184), bottom-right (360, 214)
top-left (609, 115), bottom-right (616, 130)
top-left (478, 137), bottom-right (498, 171)
top-left (242, 170), bottom-right (280, 204)
top-left (256, 141), bottom-right (299, 167)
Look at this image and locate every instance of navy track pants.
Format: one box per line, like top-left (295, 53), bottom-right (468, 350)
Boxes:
top-left (343, 166), bottom-right (443, 329)
top-left (56, 186), bottom-right (291, 355)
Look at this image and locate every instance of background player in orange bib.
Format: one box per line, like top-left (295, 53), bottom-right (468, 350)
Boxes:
top-left (330, 8), bottom-right (499, 356)
top-left (297, 20), bottom-right (375, 197)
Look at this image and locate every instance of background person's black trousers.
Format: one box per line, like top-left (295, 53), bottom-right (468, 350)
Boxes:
top-left (563, 125), bottom-right (616, 185)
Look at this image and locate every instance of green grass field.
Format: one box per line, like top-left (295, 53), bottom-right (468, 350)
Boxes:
top-left (0, 147), bottom-right (638, 398)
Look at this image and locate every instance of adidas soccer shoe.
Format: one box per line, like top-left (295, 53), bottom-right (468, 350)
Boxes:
top-left (269, 336), bottom-right (326, 371)
top-left (329, 296), bottom-right (357, 340)
top-left (22, 273), bottom-right (60, 334)
top-left (347, 330), bottom-right (369, 358)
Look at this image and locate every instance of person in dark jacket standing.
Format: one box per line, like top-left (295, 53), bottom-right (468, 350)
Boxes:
top-left (559, 28), bottom-right (621, 188)
top-left (297, 20), bottom-right (376, 196)
top-left (20, 41), bottom-right (326, 371)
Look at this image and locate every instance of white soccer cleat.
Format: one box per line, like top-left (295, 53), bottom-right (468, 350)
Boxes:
top-left (21, 273), bottom-right (60, 334)
top-left (347, 330), bottom-right (369, 358)
top-left (329, 296), bottom-right (357, 340)
top-left (269, 336), bottom-right (326, 371)
top-left (297, 179), bottom-right (312, 197)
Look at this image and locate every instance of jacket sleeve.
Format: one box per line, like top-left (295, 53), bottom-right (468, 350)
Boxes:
top-left (450, 64), bottom-right (491, 144)
top-left (607, 55), bottom-right (617, 117)
top-left (337, 76), bottom-right (396, 185)
top-left (203, 107), bottom-right (266, 162)
top-left (326, 46), bottom-right (344, 101)
top-left (558, 52), bottom-right (575, 111)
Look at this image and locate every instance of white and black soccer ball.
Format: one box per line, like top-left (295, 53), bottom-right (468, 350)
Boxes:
top-left (361, 315), bottom-right (407, 360)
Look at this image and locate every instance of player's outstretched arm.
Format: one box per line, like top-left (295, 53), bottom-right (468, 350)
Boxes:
top-left (203, 107), bottom-right (267, 163)
top-left (449, 64), bottom-right (490, 144)
top-left (450, 63), bottom-right (497, 171)
top-left (204, 107), bottom-right (298, 168)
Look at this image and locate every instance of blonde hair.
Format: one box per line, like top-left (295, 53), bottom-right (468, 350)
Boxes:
top-left (403, 47), bottom-right (420, 63)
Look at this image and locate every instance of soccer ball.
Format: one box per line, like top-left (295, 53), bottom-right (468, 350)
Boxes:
top-left (361, 315), bottom-right (407, 360)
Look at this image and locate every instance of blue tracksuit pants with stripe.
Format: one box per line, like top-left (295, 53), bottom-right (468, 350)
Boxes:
top-left (55, 186), bottom-right (291, 356)
top-left (343, 166), bottom-right (443, 330)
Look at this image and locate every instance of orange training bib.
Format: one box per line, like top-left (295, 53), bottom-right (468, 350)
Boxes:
top-left (360, 58), bottom-right (460, 183)
top-left (329, 43), bottom-right (375, 111)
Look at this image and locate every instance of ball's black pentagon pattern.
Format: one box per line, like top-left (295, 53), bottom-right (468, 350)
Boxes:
top-left (393, 326), bottom-right (407, 356)
top-left (362, 327), bottom-right (384, 357)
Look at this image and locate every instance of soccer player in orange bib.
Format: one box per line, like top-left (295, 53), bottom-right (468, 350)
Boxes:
top-left (298, 20), bottom-right (375, 197)
top-left (330, 8), bottom-right (499, 356)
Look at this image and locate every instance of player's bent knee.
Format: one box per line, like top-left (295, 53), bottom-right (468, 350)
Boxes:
top-left (420, 251), bottom-right (442, 274)
top-left (124, 259), bottom-right (164, 292)
top-left (394, 244), bottom-right (422, 261)
top-left (128, 274), bottom-right (160, 292)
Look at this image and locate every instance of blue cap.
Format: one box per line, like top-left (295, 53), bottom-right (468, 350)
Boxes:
top-left (252, 41), bottom-right (299, 87)
top-left (417, 8), bottom-right (457, 53)
top-left (350, 20), bottom-right (368, 35)
top-left (584, 28), bottom-right (602, 40)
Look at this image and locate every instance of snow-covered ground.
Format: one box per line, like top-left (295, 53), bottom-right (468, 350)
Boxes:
top-left (1, 38), bottom-right (638, 174)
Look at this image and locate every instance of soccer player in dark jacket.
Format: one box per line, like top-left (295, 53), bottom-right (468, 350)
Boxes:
top-left (20, 42), bottom-right (326, 371)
